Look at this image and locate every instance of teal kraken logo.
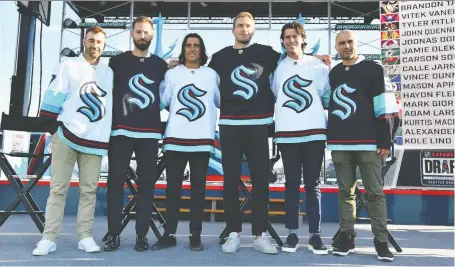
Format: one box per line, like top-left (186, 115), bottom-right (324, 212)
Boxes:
top-left (77, 81), bottom-right (106, 122)
top-left (332, 84), bottom-right (357, 120)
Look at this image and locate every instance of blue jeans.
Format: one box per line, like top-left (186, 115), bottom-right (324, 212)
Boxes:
top-left (279, 141), bottom-right (325, 234)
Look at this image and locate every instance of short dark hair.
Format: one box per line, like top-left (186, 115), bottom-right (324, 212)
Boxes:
top-left (280, 22), bottom-right (306, 50)
top-left (132, 16), bottom-right (153, 31)
top-left (178, 33), bottom-right (208, 65)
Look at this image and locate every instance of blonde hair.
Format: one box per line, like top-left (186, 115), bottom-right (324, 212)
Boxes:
top-left (233, 12), bottom-right (255, 28)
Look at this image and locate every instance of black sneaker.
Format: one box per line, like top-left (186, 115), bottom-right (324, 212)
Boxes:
top-left (374, 239), bottom-right (394, 262)
top-left (281, 233), bottom-right (299, 253)
top-left (308, 235), bottom-right (328, 255)
top-left (103, 234), bottom-right (120, 252)
top-left (189, 232), bottom-right (203, 251)
top-left (332, 232), bottom-right (356, 256)
top-left (135, 235), bottom-right (149, 251)
top-left (151, 233), bottom-right (177, 250)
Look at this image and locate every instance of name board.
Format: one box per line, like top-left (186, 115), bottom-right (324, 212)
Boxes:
top-left (399, 1), bottom-right (455, 149)
top-left (380, 1), bottom-right (403, 142)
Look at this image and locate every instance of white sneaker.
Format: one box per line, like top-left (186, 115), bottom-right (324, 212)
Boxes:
top-left (221, 232), bottom-right (241, 253)
top-left (32, 240), bottom-right (56, 256)
top-left (253, 232), bottom-right (278, 254)
top-left (78, 237), bottom-right (100, 253)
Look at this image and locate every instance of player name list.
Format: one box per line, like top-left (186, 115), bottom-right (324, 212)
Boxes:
top-left (399, 1), bottom-right (455, 149)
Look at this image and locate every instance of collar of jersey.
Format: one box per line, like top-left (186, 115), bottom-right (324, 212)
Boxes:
top-left (232, 43), bottom-right (253, 50)
top-left (284, 53), bottom-right (305, 63)
top-left (179, 64), bottom-right (202, 71)
top-left (283, 54), bottom-right (305, 63)
top-left (78, 54), bottom-right (100, 67)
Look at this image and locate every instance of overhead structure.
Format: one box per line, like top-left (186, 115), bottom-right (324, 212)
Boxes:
top-left (60, 1), bottom-right (381, 60)
top-left (67, 1), bottom-right (379, 24)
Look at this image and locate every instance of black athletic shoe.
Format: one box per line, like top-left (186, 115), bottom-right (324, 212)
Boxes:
top-left (332, 232), bottom-right (355, 256)
top-left (308, 235), bottom-right (328, 255)
top-left (103, 235), bottom-right (120, 252)
top-left (135, 235), bottom-right (149, 251)
top-left (374, 239), bottom-right (394, 262)
top-left (281, 233), bottom-right (299, 253)
top-left (189, 232), bottom-right (203, 251)
top-left (151, 233), bottom-right (177, 250)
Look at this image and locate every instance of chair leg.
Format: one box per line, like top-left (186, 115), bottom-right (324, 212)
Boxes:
top-left (267, 221), bottom-right (283, 247)
top-left (0, 155), bottom-right (48, 233)
top-left (219, 228), bottom-right (229, 242)
top-left (331, 229), bottom-right (341, 246)
top-left (388, 231), bottom-right (403, 252)
top-left (148, 202), bottom-right (165, 240)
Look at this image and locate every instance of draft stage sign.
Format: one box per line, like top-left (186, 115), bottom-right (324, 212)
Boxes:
top-left (420, 150), bottom-right (455, 187)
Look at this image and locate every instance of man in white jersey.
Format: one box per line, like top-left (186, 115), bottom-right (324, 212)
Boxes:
top-left (271, 22), bottom-right (330, 255)
top-left (152, 33), bottom-right (220, 251)
top-left (33, 26), bottom-right (113, 256)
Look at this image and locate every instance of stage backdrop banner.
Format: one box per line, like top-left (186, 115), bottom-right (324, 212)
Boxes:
top-left (397, 149), bottom-right (454, 188)
top-left (380, 1), bottom-right (403, 145)
top-left (399, 1), bottom-right (455, 149)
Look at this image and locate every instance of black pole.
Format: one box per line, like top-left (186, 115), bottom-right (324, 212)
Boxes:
top-left (9, 3), bottom-right (37, 116)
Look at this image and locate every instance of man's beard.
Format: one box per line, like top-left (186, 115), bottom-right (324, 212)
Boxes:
top-left (341, 52), bottom-right (355, 60)
top-left (134, 39), bottom-right (151, 51)
top-left (85, 47), bottom-right (99, 59)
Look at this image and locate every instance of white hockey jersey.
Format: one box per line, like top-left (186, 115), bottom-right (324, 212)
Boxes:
top-left (160, 65), bottom-right (220, 153)
top-left (39, 55), bottom-right (113, 156)
top-left (271, 55), bottom-right (330, 144)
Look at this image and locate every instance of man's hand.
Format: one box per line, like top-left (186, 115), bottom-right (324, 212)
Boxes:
top-left (377, 148), bottom-right (389, 159)
top-left (168, 59), bottom-right (180, 69)
top-left (314, 54), bottom-right (332, 66)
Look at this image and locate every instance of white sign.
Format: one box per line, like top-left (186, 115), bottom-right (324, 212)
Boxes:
top-left (400, 1), bottom-right (455, 149)
top-left (1, 131), bottom-right (31, 180)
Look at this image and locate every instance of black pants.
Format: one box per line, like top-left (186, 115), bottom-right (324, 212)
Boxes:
top-left (164, 151), bottom-right (210, 235)
top-left (219, 125), bottom-right (270, 236)
top-left (107, 136), bottom-right (158, 236)
top-left (279, 141), bottom-right (325, 233)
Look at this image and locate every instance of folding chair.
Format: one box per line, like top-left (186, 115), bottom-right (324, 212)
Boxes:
top-left (331, 144), bottom-right (402, 252)
top-left (102, 122), bottom-right (168, 242)
top-left (0, 113), bottom-right (57, 232)
top-left (219, 122), bottom-right (284, 247)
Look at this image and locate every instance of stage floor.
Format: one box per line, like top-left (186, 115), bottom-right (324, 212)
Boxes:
top-left (0, 216), bottom-right (453, 266)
